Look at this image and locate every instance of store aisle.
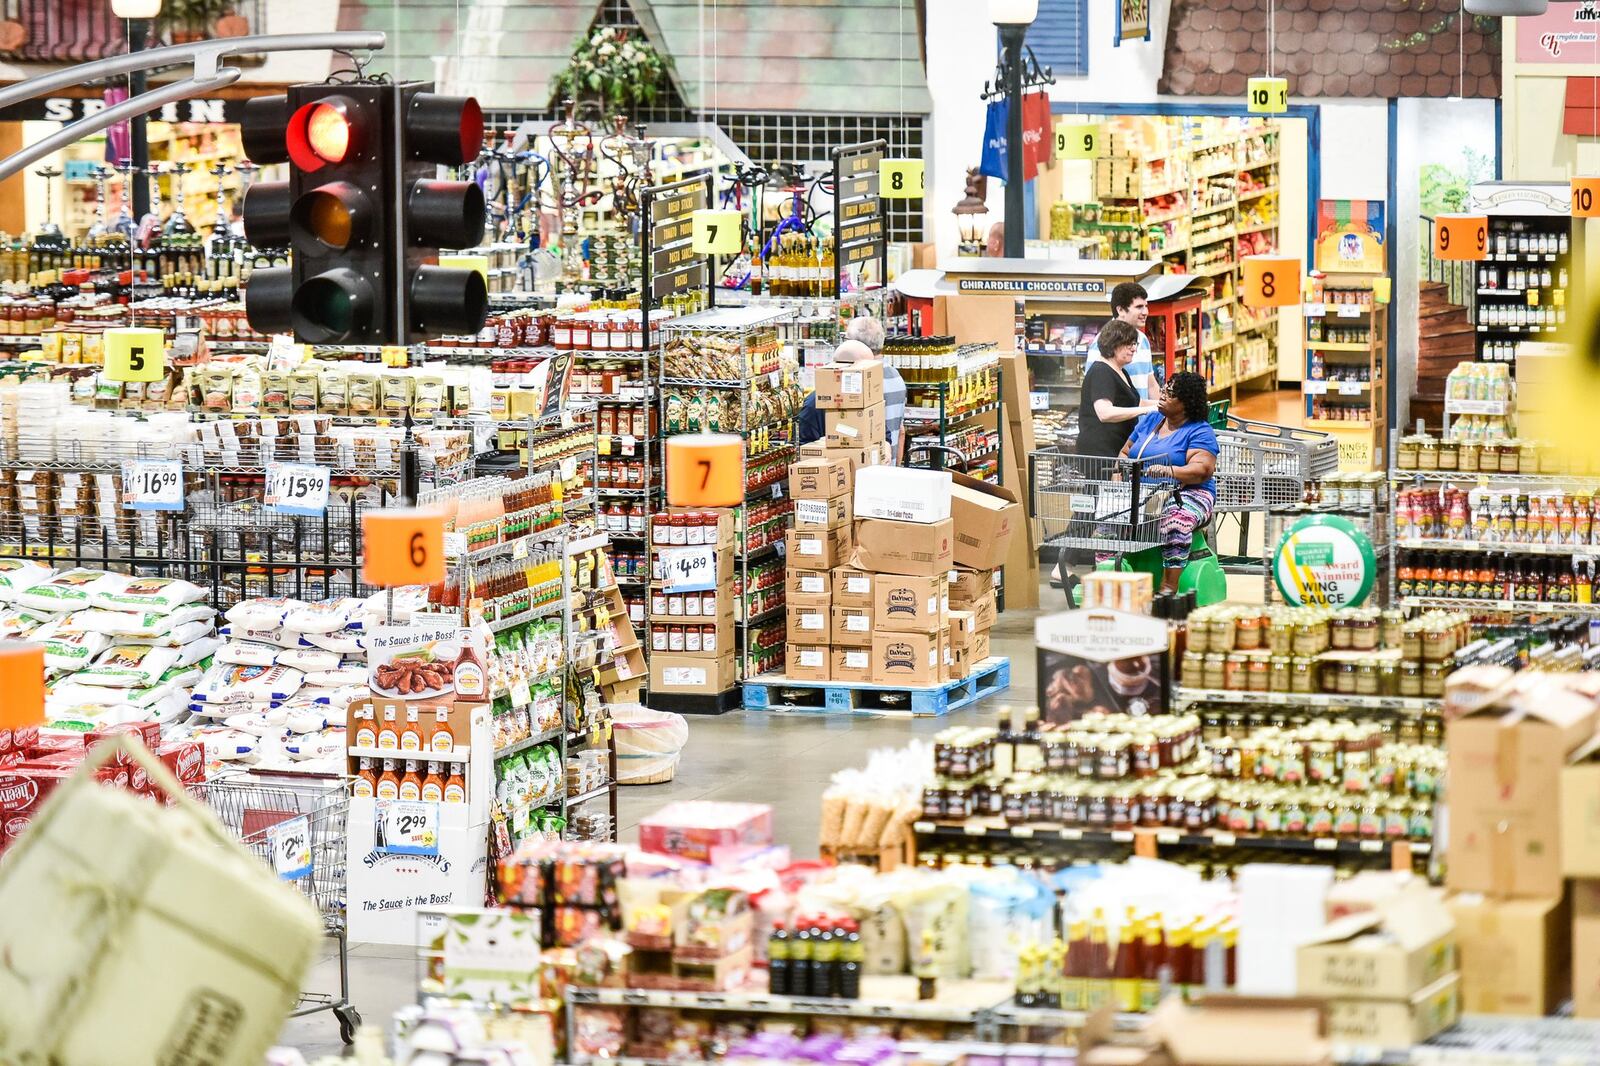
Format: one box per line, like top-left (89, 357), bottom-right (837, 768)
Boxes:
top-left (1232, 385), bottom-right (1305, 427)
top-left (278, 612), bottom-right (1043, 1056)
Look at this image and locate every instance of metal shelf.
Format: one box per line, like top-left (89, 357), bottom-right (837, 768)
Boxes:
top-left (1398, 538), bottom-right (1598, 558)
top-left (494, 727), bottom-right (564, 760)
top-left (1399, 595), bottom-right (1600, 615)
top-left (567, 782), bottom-right (615, 806)
top-left (1173, 687), bottom-right (1433, 714)
top-left (486, 600), bottom-right (566, 632)
top-left (567, 985), bottom-right (984, 1024)
top-left (912, 820), bottom-right (1431, 859)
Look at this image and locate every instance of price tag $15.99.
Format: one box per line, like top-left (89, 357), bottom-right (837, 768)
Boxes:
top-left (265, 462), bottom-right (331, 516)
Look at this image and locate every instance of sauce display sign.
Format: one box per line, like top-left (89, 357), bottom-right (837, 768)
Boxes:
top-left (368, 618), bottom-right (487, 702)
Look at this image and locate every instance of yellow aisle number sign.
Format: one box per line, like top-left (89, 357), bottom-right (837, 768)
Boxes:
top-left (1247, 77), bottom-right (1289, 114)
top-left (691, 210), bottom-right (743, 255)
top-left (880, 159), bottom-right (925, 199)
top-left (1054, 122), bottom-right (1100, 160)
top-left (103, 327), bottom-right (165, 383)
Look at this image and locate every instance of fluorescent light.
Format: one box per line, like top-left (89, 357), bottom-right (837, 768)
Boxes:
top-left (111, 0), bottom-right (163, 18)
top-left (989, 0), bottom-right (1039, 26)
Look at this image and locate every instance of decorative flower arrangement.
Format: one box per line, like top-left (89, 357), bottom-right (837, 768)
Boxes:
top-left (553, 25), bottom-right (668, 113)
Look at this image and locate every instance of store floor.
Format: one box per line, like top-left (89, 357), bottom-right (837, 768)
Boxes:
top-left (1232, 385), bottom-right (1305, 428)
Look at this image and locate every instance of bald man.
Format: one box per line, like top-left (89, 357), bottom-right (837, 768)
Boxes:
top-left (797, 333), bottom-right (906, 462)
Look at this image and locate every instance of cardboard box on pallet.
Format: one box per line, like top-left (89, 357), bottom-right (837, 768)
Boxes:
top-left (952, 588), bottom-right (997, 632)
top-left (814, 359), bottom-right (885, 409)
top-left (831, 645), bottom-right (874, 683)
top-left (948, 566), bottom-right (995, 603)
top-left (949, 471), bottom-right (1023, 571)
top-left (786, 526), bottom-right (853, 570)
top-left (832, 566), bottom-right (874, 607)
top-left (1572, 879), bottom-right (1600, 1017)
top-left (854, 466), bottom-right (952, 524)
top-left (872, 573), bottom-right (947, 634)
top-left (831, 604), bottom-right (874, 647)
top-left (789, 457), bottom-right (851, 501)
top-left (787, 568), bottom-right (831, 600)
top-left (1561, 730), bottom-right (1600, 878)
top-left (798, 441), bottom-right (886, 478)
top-left (786, 600), bottom-right (830, 641)
top-left (852, 517), bottom-right (954, 577)
top-left (786, 642), bottom-right (831, 682)
top-left (871, 631), bottom-right (943, 687)
top-left (1450, 891), bottom-right (1570, 1016)
top-left (651, 652), bottom-right (737, 695)
top-left (824, 402), bottom-right (886, 449)
top-left (793, 493), bottom-right (852, 532)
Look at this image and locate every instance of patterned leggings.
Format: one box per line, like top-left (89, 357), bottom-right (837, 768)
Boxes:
top-left (1159, 487), bottom-right (1216, 568)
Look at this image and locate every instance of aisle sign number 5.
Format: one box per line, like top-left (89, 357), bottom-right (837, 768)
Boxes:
top-left (104, 327), bottom-right (166, 383)
top-left (880, 159), bottom-right (925, 199)
top-left (1054, 122), bottom-right (1100, 160)
top-left (691, 209), bottom-right (742, 255)
top-left (1246, 77), bottom-right (1289, 115)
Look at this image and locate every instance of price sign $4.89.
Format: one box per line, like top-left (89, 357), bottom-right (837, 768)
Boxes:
top-left (265, 462), bottom-right (332, 516)
top-left (658, 543), bottom-right (718, 594)
top-left (120, 459), bottom-right (184, 512)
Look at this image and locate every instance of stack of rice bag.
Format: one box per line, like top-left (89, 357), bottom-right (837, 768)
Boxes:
top-left (0, 561), bottom-right (221, 731)
top-left (187, 588), bottom-right (430, 773)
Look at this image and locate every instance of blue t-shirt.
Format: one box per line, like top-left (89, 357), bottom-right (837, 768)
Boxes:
top-left (1125, 330), bottom-right (1158, 398)
top-left (1126, 411), bottom-right (1218, 495)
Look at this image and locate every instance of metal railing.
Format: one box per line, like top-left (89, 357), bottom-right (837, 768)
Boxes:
top-left (1420, 214), bottom-right (1477, 322)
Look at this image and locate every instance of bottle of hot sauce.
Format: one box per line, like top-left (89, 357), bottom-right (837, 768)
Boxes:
top-left (399, 759), bottom-right (422, 801)
top-left (1112, 913), bottom-right (1143, 1012)
top-left (400, 707), bottom-right (423, 753)
top-left (376, 759), bottom-right (400, 801)
top-left (352, 758), bottom-right (377, 798)
top-left (1061, 919), bottom-right (1088, 1011)
top-left (1139, 915), bottom-right (1166, 1012)
top-left (1189, 924), bottom-right (1212, 1000)
top-left (420, 763), bottom-right (445, 802)
top-left (443, 765), bottom-right (466, 804)
top-left (1086, 909), bottom-right (1113, 1011)
top-left (1166, 922), bottom-right (1193, 1003)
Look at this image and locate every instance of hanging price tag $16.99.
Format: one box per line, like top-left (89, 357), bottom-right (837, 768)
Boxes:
top-left (264, 462), bottom-right (331, 516)
top-left (267, 814), bottom-right (313, 881)
top-left (120, 459), bottom-right (184, 512)
top-left (377, 799), bottom-right (440, 856)
top-left (659, 544), bottom-right (717, 593)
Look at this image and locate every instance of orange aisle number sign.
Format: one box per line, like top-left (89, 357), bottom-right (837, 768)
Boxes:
top-left (1247, 77), bottom-right (1289, 114)
top-left (362, 508), bottom-right (447, 588)
top-left (1241, 255), bottom-right (1301, 308)
top-left (1054, 122), bottom-right (1100, 160)
top-left (880, 159), bottom-right (925, 200)
top-left (1434, 214), bottom-right (1488, 261)
top-left (0, 643), bottom-right (44, 731)
top-left (665, 433), bottom-right (744, 508)
top-left (1573, 178), bottom-right (1600, 218)
top-left (103, 327), bottom-right (166, 383)
top-left (691, 210), bottom-right (743, 255)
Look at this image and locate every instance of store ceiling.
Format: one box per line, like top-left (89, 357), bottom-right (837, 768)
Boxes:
top-left (1159, 0), bottom-right (1501, 100)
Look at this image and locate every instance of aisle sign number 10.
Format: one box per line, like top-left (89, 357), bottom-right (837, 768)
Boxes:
top-left (1246, 77), bottom-right (1289, 115)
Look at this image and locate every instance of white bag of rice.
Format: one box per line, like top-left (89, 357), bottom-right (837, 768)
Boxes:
top-left (191, 663), bottom-right (306, 705)
top-left (283, 597), bottom-right (363, 635)
top-left (72, 605), bottom-right (214, 638)
top-left (218, 622), bottom-right (307, 649)
top-left (275, 647), bottom-right (342, 672)
top-left (48, 680), bottom-right (174, 710)
top-left (0, 607), bottom-right (50, 639)
top-left (172, 636), bottom-right (220, 668)
top-left (75, 644), bottom-right (182, 689)
top-left (90, 575), bottom-right (206, 613)
top-left (217, 641), bottom-right (282, 667)
top-left (301, 664), bottom-right (367, 688)
top-left (32, 619), bottom-right (112, 672)
top-left (223, 707), bottom-right (288, 735)
top-left (0, 559), bottom-right (52, 603)
top-left (301, 629), bottom-right (365, 654)
top-left (16, 569), bottom-right (125, 614)
top-left (224, 597), bottom-right (304, 629)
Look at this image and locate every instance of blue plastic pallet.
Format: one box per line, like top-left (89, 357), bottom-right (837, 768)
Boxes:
top-left (743, 656), bottom-right (1011, 717)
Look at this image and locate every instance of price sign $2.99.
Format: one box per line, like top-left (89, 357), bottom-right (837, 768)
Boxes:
top-left (265, 462), bottom-right (332, 516)
top-left (376, 799), bottom-right (440, 856)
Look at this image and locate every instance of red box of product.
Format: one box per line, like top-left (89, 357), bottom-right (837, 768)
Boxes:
top-left (0, 766), bottom-right (71, 853)
top-left (25, 732), bottom-right (79, 759)
top-left (153, 741), bottom-right (206, 792)
top-left (86, 721), bottom-right (163, 765)
top-left (637, 802), bottom-right (773, 863)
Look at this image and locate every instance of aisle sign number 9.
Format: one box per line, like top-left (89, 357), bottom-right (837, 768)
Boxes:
top-left (104, 327), bottom-right (166, 383)
top-left (362, 508), bottom-right (446, 588)
top-left (1573, 177), bottom-right (1600, 218)
top-left (691, 210), bottom-right (743, 255)
top-left (880, 159), bottom-right (925, 200)
top-left (1433, 214), bottom-right (1488, 262)
top-left (1054, 122), bottom-right (1100, 161)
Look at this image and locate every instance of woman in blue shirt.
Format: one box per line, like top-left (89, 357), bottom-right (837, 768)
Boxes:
top-left (1117, 371), bottom-right (1219, 593)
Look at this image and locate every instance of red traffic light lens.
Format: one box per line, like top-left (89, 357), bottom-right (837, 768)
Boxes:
top-left (306, 104), bottom-right (350, 163)
top-left (287, 96), bottom-right (363, 172)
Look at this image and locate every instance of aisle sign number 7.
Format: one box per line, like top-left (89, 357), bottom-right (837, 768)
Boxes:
top-left (691, 209), bottom-right (742, 255)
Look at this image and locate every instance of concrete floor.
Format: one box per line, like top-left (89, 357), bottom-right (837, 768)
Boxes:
top-left (277, 610), bottom-right (1046, 1056)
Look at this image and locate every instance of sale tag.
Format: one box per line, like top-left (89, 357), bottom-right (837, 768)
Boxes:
top-left (103, 327), bottom-right (165, 383)
top-left (1054, 121), bottom-right (1100, 160)
top-left (264, 462), bottom-right (331, 516)
top-left (880, 159), bottom-right (925, 199)
top-left (120, 459), bottom-right (184, 511)
top-left (659, 544), bottom-right (718, 594)
top-left (267, 814), bottom-right (313, 880)
top-left (691, 209), bottom-right (742, 255)
top-left (1246, 76), bottom-right (1289, 114)
top-left (1030, 390), bottom-right (1050, 411)
top-left (376, 799), bottom-right (440, 856)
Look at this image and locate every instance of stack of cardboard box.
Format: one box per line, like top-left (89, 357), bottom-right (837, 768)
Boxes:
top-left (647, 509), bottom-right (738, 699)
top-left (1443, 668), bottom-right (1596, 1016)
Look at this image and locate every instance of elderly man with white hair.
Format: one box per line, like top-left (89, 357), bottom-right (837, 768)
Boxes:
top-left (797, 317), bottom-right (907, 462)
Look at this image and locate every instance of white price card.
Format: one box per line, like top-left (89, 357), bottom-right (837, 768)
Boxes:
top-left (266, 814), bottom-right (313, 881)
top-left (376, 799), bottom-right (440, 856)
top-left (659, 544), bottom-right (718, 593)
top-left (1302, 302), bottom-right (1327, 317)
top-left (120, 459), bottom-right (184, 512)
top-left (444, 531), bottom-right (468, 558)
top-left (1302, 380), bottom-right (1329, 396)
top-left (1337, 305), bottom-right (1363, 318)
top-left (1030, 390), bottom-right (1051, 411)
top-left (1337, 381), bottom-right (1365, 396)
top-left (264, 462), bottom-right (331, 516)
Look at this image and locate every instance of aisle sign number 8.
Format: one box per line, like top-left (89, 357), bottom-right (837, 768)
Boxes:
top-left (1054, 122), bottom-right (1100, 161)
top-left (880, 159), bottom-right (925, 200)
top-left (1246, 77), bottom-right (1289, 115)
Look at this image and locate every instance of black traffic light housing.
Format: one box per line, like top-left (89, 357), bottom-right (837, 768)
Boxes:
top-left (239, 81), bottom-right (487, 345)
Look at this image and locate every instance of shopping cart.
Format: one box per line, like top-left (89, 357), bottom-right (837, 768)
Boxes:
top-left (1029, 450), bottom-right (1228, 606)
top-left (192, 770), bottom-right (361, 1043)
top-left (1213, 415), bottom-right (1340, 513)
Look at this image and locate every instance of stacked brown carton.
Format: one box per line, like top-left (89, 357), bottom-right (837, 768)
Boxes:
top-left (851, 465), bottom-right (955, 687)
top-left (782, 356), bottom-right (892, 685)
top-left (1442, 667), bottom-right (1596, 1016)
top-left (648, 508), bottom-right (738, 699)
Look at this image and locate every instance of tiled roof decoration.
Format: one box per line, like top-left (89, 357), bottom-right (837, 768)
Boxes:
top-left (1159, 0), bottom-right (1500, 100)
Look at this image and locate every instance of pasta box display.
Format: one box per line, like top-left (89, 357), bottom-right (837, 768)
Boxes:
top-left (1035, 608), bottom-right (1170, 724)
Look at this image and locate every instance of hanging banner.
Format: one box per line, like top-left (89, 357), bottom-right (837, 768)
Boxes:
top-left (1117, 0), bottom-right (1151, 44)
top-left (980, 99), bottom-right (1009, 181)
top-left (979, 96), bottom-right (1052, 181)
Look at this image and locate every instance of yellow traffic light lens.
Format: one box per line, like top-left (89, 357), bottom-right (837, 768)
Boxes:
top-left (306, 193), bottom-right (353, 248)
top-left (306, 103), bottom-right (351, 163)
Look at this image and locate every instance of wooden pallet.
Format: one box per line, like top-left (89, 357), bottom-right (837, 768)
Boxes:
top-left (650, 687), bottom-right (742, 716)
top-left (742, 657), bottom-right (1011, 717)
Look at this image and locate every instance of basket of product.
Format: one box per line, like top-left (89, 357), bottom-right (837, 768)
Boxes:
top-left (613, 704), bottom-right (689, 785)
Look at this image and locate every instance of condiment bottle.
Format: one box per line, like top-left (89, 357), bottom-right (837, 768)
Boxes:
top-left (352, 758), bottom-right (377, 798)
top-left (377, 705), bottom-right (399, 750)
top-left (353, 704), bottom-right (377, 750)
top-left (400, 707), bottom-right (423, 752)
top-left (376, 759), bottom-right (401, 800)
top-left (455, 629), bottom-right (486, 699)
top-left (443, 765), bottom-right (466, 803)
top-left (421, 764), bottom-right (445, 802)
top-left (399, 760), bottom-right (422, 801)
top-left (430, 707), bottom-right (455, 753)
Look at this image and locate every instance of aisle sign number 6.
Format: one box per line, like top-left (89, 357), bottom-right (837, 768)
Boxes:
top-left (104, 326), bottom-right (166, 383)
top-left (361, 509), bottom-right (446, 588)
top-left (1054, 122), bottom-right (1100, 161)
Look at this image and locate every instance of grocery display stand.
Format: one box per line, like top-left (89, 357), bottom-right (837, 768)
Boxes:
top-left (1465, 180), bottom-right (1576, 372)
top-left (1301, 276), bottom-right (1390, 471)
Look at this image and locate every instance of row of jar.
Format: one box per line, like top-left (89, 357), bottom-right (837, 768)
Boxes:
top-left (1204, 736), bottom-right (1442, 798)
top-left (1397, 435), bottom-right (1555, 475)
top-left (1181, 651), bottom-right (1455, 698)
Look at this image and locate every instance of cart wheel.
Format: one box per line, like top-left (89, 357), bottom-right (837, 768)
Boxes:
top-left (336, 1005), bottom-right (363, 1045)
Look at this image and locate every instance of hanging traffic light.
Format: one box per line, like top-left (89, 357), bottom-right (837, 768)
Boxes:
top-left (237, 81), bottom-right (487, 345)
